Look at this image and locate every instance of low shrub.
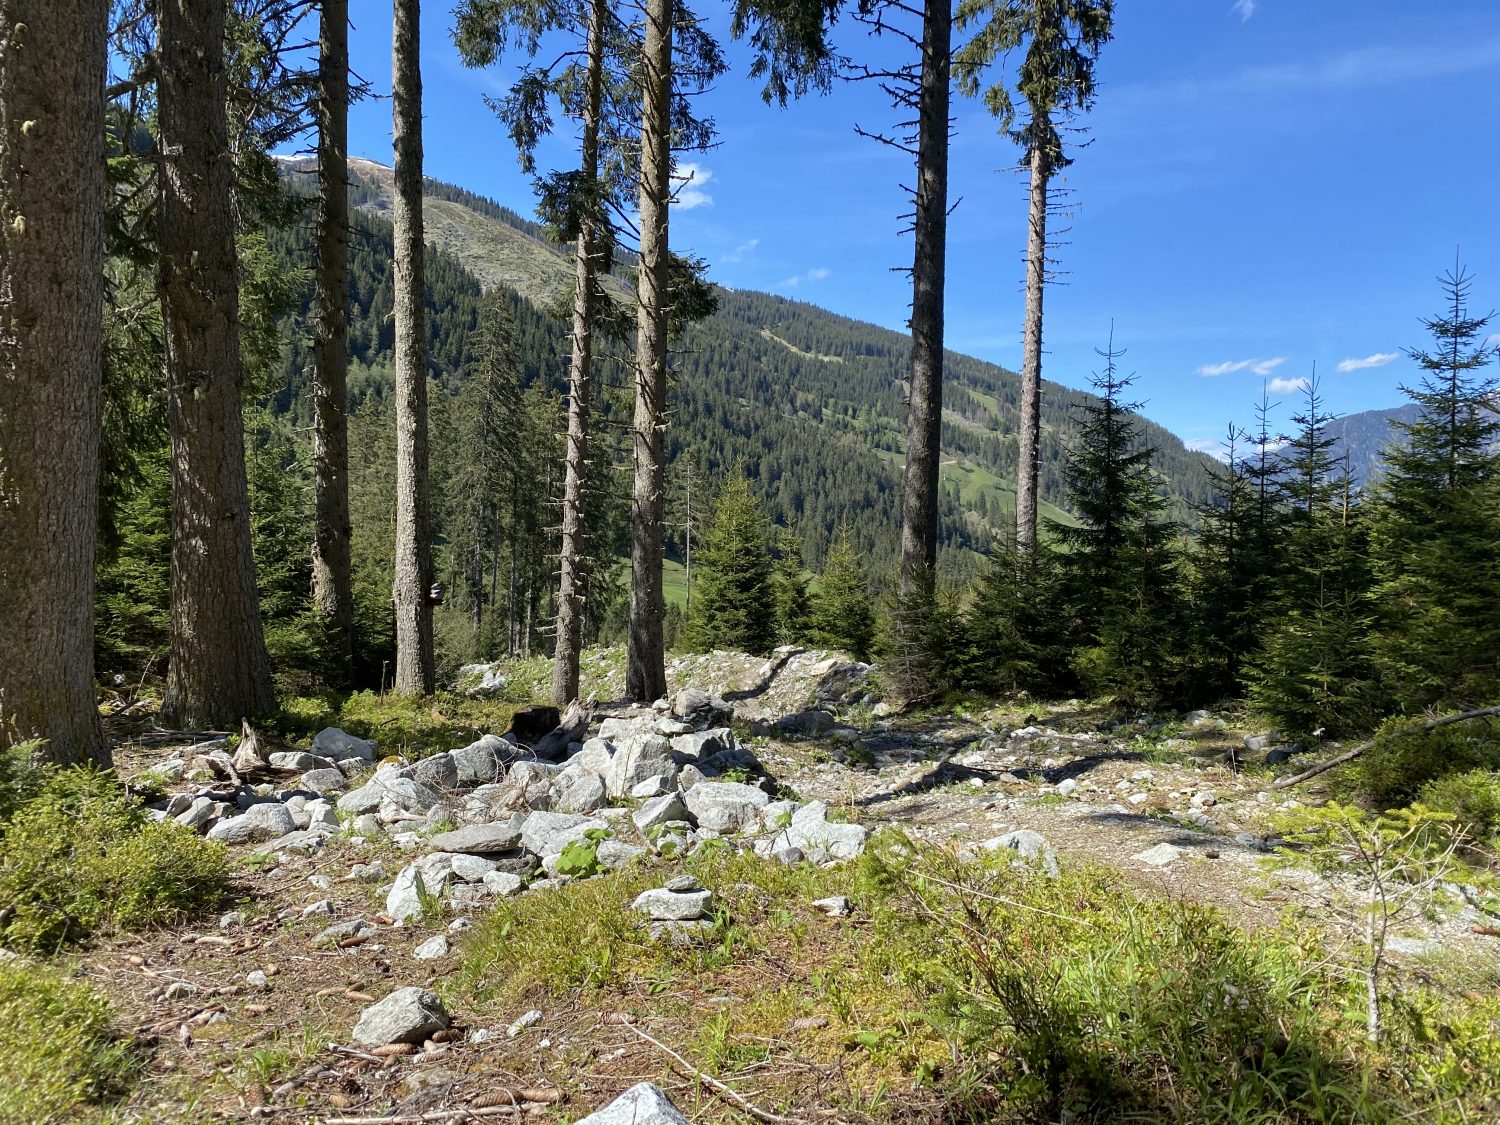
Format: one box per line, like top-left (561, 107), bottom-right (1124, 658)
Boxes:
top-left (0, 767), bottom-right (229, 952)
top-left (1419, 769), bottom-right (1500, 845)
top-left (0, 959), bottom-right (138, 1123)
top-left (1356, 716), bottom-right (1500, 807)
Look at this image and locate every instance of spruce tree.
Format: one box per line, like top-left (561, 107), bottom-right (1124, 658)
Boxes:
top-left (1250, 375), bottom-right (1381, 738)
top-left (1053, 334), bottom-right (1185, 705)
top-left (1188, 423), bottom-right (1280, 701)
top-left (811, 524), bottom-right (875, 661)
top-left (1368, 263), bottom-right (1500, 710)
top-left (955, 0), bottom-right (1114, 552)
top-left (391, 0), bottom-right (435, 694)
top-left (685, 472), bottom-right (776, 655)
top-left (157, 0), bottom-right (275, 726)
top-left (310, 0), bottom-right (354, 674)
top-left (772, 525), bottom-right (813, 645)
top-left (0, 0), bottom-right (110, 762)
top-left (962, 538), bottom-right (1069, 695)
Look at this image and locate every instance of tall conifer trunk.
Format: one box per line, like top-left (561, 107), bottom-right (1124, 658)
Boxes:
top-left (158, 0), bottom-right (275, 727)
top-left (551, 0), bottom-right (606, 706)
top-left (897, 0), bottom-right (951, 596)
top-left (0, 0), bottom-right (110, 763)
top-left (1014, 131), bottom-right (1049, 551)
top-left (625, 0), bottom-right (672, 702)
top-left (391, 0), bottom-right (434, 693)
top-left (311, 0), bottom-right (353, 669)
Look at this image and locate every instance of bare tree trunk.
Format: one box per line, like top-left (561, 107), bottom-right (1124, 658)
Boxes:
top-left (311, 0), bottom-right (353, 671)
top-left (157, 0), bottom-right (275, 728)
top-left (1014, 138), bottom-right (1049, 552)
top-left (0, 0), bottom-right (110, 764)
top-left (896, 0), bottom-right (951, 597)
top-left (391, 0), bottom-right (433, 693)
top-left (625, 0), bottom-right (672, 703)
top-left (551, 0), bottom-right (606, 706)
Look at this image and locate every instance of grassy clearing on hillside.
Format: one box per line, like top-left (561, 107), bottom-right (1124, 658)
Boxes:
top-left (453, 836), bottom-right (1499, 1123)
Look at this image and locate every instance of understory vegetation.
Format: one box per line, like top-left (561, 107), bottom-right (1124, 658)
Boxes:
top-left (0, 748), bottom-right (230, 954)
top-left (456, 837), bottom-right (1500, 1123)
top-left (0, 960), bottom-right (140, 1125)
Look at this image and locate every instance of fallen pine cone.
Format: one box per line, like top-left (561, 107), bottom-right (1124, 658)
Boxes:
top-left (518, 1088), bottom-right (561, 1104)
top-left (472, 1090), bottom-right (521, 1109)
top-left (370, 1043), bottom-right (417, 1057)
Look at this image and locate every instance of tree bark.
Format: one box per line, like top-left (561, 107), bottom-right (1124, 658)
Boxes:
top-left (391, 0), bottom-right (434, 693)
top-left (157, 0), bottom-right (275, 728)
top-left (311, 0), bottom-right (353, 671)
top-left (0, 0), bottom-right (110, 764)
top-left (625, 0), bottom-right (672, 703)
top-left (896, 0), bottom-right (951, 597)
top-left (1014, 137), bottom-right (1049, 552)
top-left (551, 0), bottom-right (606, 707)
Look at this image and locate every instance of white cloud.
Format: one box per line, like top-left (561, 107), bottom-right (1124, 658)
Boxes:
top-left (778, 267), bottom-right (831, 289)
top-left (1336, 351), bottom-right (1398, 373)
top-left (1486, 333), bottom-right (1500, 346)
top-left (1232, 0), bottom-right (1256, 23)
top-left (722, 238), bottom-right (759, 264)
top-left (1197, 357), bottom-right (1286, 377)
top-left (1185, 437), bottom-right (1231, 462)
top-left (1267, 376), bottom-right (1309, 395)
top-left (671, 162), bottom-right (713, 210)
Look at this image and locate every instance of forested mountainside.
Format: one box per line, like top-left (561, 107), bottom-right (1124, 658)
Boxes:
top-left (1321, 403), bottom-right (1422, 489)
top-left (275, 157), bottom-right (1221, 571)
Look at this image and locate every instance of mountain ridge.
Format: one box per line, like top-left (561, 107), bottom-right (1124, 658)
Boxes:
top-left (276, 155), bottom-right (1225, 572)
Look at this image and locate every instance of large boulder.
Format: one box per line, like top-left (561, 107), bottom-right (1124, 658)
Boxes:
top-left (429, 820), bottom-right (524, 853)
top-left (387, 856), bottom-right (455, 921)
top-left (782, 800), bottom-right (866, 860)
top-left (669, 728), bottom-right (735, 763)
top-left (206, 801), bottom-right (297, 845)
top-left (337, 767), bottom-right (442, 817)
top-left (605, 734), bottom-right (678, 799)
top-left (683, 781), bottom-right (769, 835)
top-left (351, 986), bottom-right (450, 1046)
top-left (311, 727), bottom-right (376, 762)
top-left (553, 766), bottom-right (608, 814)
top-left (575, 1083), bottom-right (691, 1125)
top-left (981, 830), bottom-right (1059, 877)
top-left (410, 752), bottom-right (459, 792)
top-left (451, 735), bottom-right (508, 786)
top-left (520, 811), bottom-right (608, 858)
top-left (300, 767), bottom-right (348, 795)
top-left (672, 688), bottom-right (731, 727)
top-left (633, 792), bottom-right (690, 834)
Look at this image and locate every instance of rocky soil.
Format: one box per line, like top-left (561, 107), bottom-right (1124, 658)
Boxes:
top-left (67, 647), bottom-right (1500, 1122)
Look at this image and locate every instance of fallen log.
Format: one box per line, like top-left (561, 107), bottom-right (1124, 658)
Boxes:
top-left (1270, 706), bottom-right (1500, 789)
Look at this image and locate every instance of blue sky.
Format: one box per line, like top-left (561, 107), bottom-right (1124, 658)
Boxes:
top-left (342, 0), bottom-right (1500, 452)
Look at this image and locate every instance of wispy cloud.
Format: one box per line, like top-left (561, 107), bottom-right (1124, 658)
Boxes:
top-left (1111, 38), bottom-right (1500, 111)
top-left (1336, 351), bottom-right (1399, 373)
top-left (671, 162), bottom-right (713, 210)
top-left (1197, 357), bottom-right (1286, 377)
top-left (1185, 437), bottom-right (1231, 462)
top-left (778, 267), bottom-right (831, 289)
top-left (1267, 376), bottom-right (1309, 396)
top-left (722, 238), bottom-right (759, 264)
top-left (1232, 0), bottom-right (1256, 23)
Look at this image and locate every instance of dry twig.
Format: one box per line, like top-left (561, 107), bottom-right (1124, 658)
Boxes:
top-left (625, 1020), bottom-right (809, 1125)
